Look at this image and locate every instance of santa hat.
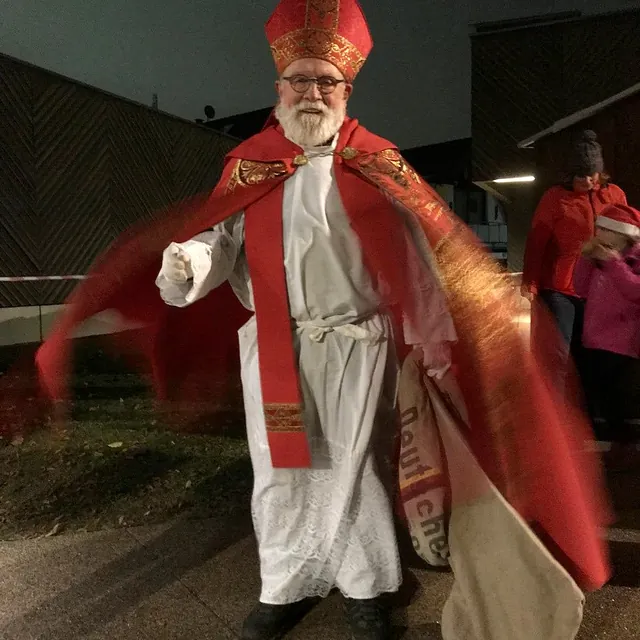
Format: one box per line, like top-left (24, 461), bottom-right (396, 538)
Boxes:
top-left (596, 204), bottom-right (640, 239)
top-left (265, 0), bottom-right (373, 82)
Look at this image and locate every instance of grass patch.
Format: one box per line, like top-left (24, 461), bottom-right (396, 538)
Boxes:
top-left (0, 387), bottom-right (252, 541)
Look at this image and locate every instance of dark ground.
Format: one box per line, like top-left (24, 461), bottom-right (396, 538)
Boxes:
top-left (0, 339), bottom-right (251, 540)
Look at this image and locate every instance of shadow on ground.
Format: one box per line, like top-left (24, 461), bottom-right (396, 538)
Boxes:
top-left (0, 516), bottom-right (253, 639)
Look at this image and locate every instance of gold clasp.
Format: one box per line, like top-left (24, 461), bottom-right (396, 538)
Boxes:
top-left (339, 147), bottom-right (358, 160)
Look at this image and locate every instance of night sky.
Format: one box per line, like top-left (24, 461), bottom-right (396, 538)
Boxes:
top-left (1, 0), bottom-right (637, 148)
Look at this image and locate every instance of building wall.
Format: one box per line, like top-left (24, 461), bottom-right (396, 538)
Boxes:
top-left (0, 53), bottom-right (237, 309)
top-left (535, 92), bottom-right (640, 206)
top-left (472, 9), bottom-right (640, 183)
top-left (503, 185), bottom-right (544, 272)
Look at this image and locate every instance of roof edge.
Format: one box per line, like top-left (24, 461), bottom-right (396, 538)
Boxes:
top-left (471, 7), bottom-right (639, 37)
top-left (0, 51), bottom-right (240, 143)
top-left (517, 82), bottom-right (640, 148)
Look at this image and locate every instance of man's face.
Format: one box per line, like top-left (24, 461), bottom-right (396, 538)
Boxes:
top-left (274, 58), bottom-right (352, 147)
top-left (276, 58), bottom-right (352, 109)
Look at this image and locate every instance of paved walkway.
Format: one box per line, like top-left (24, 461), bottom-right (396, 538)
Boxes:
top-left (1, 504), bottom-right (640, 640)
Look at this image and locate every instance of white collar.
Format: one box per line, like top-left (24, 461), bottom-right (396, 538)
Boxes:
top-left (301, 134), bottom-right (339, 157)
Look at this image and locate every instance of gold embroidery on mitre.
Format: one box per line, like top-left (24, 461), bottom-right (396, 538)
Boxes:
top-left (226, 159), bottom-right (289, 193)
top-left (264, 403), bottom-right (305, 432)
top-left (305, 0), bottom-right (339, 40)
top-left (270, 30), bottom-right (365, 80)
top-left (308, 0), bottom-right (340, 16)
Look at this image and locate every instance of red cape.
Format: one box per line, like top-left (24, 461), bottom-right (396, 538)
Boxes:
top-left (27, 118), bottom-right (610, 592)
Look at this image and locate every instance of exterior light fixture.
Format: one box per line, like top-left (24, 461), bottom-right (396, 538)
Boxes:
top-left (493, 175), bottom-right (535, 184)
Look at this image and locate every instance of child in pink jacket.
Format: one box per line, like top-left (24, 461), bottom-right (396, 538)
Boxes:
top-left (574, 204), bottom-right (640, 454)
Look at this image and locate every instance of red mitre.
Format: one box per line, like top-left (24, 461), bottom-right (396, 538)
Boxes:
top-left (265, 0), bottom-right (373, 82)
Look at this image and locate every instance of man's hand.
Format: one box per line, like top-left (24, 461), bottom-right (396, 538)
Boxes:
top-left (162, 244), bottom-right (193, 283)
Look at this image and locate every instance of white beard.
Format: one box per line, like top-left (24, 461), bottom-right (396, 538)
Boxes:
top-left (275, 100), bottom-right (346, 147)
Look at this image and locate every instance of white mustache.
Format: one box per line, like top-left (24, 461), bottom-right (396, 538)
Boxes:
top-left (295, 101), bottom-right (329, 115)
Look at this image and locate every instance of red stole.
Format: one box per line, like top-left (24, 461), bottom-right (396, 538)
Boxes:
top-left (242, 151), bottom-right (413, 468)
top-left (244, 184), bottom-right (311, 467)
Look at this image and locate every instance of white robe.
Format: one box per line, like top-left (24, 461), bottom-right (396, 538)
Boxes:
top-left (157, 138), bottom-right (402, 604)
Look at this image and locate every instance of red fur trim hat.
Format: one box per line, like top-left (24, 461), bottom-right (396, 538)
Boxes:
top-left (597, 204), bottom-right (640, 239)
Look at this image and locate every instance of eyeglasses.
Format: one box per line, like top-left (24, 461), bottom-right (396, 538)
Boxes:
top-left (282, 75), bottom-right (346, 95)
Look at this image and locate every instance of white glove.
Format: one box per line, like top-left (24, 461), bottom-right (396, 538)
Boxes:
top-left (161, 243), bottom-right (193, 283)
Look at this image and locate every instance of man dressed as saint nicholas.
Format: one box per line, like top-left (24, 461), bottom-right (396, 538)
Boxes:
top-left (33, 1), bottom-right (612, 639)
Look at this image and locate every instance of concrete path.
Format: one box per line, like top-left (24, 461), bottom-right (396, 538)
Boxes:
top-left (1, 509), bottom-right (639, 639)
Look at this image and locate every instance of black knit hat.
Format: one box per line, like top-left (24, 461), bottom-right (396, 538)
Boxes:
top-left (569, 130), bottom-right (604, 177)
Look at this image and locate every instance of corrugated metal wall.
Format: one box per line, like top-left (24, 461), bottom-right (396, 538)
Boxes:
top-left (0, 54), bottom-right (237, 308)
top-left (535, 92), bottom-right (640, 204)
top-left (472, 9), bottom-right (640, 183)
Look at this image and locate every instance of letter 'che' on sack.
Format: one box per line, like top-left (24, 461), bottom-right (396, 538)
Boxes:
top-left (397, 351), bottom-right (450, 567)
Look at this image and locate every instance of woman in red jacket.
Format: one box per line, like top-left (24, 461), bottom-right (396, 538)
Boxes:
top-left (522, 130), bottom-right (627, 392)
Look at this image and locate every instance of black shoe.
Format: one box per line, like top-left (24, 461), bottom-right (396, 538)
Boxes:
top-left (241, 601), bottom-right (312, 640)
top-left (345, 597), bottom-right (391, 640)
